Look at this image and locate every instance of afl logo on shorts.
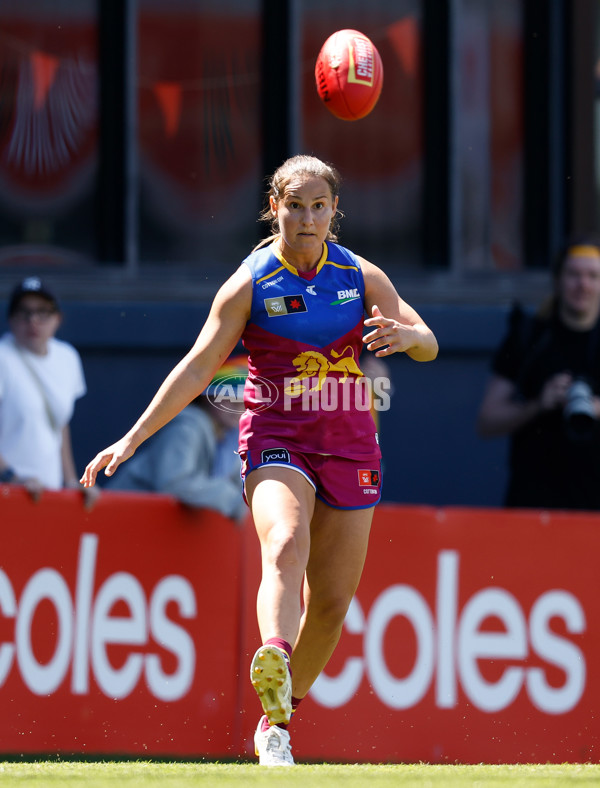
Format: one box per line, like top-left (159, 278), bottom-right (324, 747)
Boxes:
top-left (261, 448), bottom-right (291, 464)
top-left (358, 469), bottom-right (380, 486)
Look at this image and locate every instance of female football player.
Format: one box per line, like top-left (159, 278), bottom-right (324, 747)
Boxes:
top-left (81, 155), bottom-right (438, 766)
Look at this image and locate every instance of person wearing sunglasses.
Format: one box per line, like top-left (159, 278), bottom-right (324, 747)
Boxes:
top-left (0, 277), bottom-right (97, 508)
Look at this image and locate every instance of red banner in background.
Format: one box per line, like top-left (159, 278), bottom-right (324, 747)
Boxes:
top-left (0, 488), bottom-right (598, 763)
top-left (280, 506), bottom-right (597, 764)
top-left (0, 487), bottom-right (242, 757)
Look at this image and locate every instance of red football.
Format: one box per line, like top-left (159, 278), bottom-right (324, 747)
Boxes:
top-left (315, 29), bottom-right (383, 121)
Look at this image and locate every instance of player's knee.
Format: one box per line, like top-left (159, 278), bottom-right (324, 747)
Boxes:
top-left (264, 526), bottom-right (308, 573)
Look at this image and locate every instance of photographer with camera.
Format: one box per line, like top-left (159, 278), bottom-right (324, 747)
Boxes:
top-left (477, 240), bottom-right (600, 510)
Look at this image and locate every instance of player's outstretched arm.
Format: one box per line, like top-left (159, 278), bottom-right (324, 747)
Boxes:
top-left (361, 258), bottom-right (438, 361)
top-left (80, 266), bottom-right (252, 488)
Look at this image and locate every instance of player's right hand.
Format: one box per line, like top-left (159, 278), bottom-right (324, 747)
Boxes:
top-left (80, 438), bottom-right (135, 488)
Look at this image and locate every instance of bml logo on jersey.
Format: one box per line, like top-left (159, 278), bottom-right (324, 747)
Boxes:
top-left (331, 288), bottom-right (360, 306)
top-left (264, 294), bottom-right (308, 317)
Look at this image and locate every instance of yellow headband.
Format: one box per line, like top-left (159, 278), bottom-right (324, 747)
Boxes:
top-left (567, 244), bottom-right (600, 259)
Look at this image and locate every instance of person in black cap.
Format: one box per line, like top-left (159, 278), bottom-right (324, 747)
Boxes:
top-left (0, 277), bottom-right (97, 507)
top-left (7, 276), bottom-right (60, 317)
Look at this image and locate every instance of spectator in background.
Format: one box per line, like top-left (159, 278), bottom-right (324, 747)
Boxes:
top-left (105, 355), bottom-right (248, 522)
top-left (0, 276), bottom-right (97, 507)
top-left (477, 239), bottom-right (600, 510)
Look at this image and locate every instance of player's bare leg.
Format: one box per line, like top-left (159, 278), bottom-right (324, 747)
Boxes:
top-left (290, 502), bottom-right (374, 700)
top-left (246, 466), bottom-right (315, 646)
top-left (246, 466), bottom-right (315, 737)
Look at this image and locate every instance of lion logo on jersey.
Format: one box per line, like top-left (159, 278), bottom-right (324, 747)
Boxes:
top-left (284, 346), bottom-right (363, 396)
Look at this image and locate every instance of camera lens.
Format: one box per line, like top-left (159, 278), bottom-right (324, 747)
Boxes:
top-left (564, 379), bottom-right (596, 440)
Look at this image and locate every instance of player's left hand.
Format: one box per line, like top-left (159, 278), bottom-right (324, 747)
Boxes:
top-left (363, 304), bottom-right (418, 356)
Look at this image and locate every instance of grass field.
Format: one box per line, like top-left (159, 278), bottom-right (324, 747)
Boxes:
top-left (0, 762), bottom-right (599, 787)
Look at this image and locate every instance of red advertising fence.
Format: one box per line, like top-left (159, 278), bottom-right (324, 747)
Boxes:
top-left (0, 486), bottom-right (598, 763)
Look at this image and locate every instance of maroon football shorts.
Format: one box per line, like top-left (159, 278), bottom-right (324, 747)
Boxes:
top-left (240, 445), bottom-right (382, 510)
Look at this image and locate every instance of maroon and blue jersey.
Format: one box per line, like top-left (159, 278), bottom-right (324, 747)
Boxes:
top-left (238, 241), bottom-right (381, 460)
